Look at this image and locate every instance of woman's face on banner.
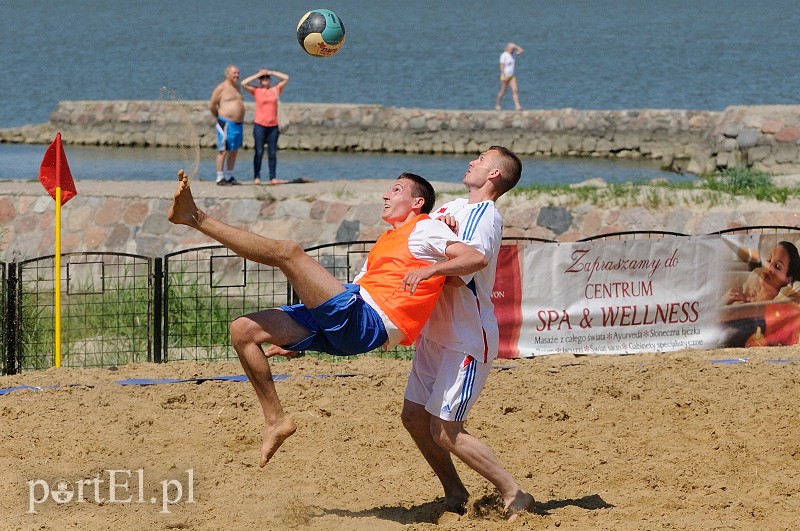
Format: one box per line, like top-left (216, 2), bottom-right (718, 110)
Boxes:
top-left (758, 243), bottom-right (794, 300)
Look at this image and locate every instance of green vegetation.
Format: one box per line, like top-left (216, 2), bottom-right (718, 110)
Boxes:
top-left (19, 279), bottom-right (151, 370)
top-left (509, 167), bottom-right (799, 208)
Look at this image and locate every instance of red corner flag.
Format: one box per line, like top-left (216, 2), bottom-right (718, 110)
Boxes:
top-left (39, 132), bottom-right (77, 205)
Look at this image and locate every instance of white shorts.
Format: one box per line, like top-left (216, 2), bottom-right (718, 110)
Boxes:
top-left (404, 336), bottom-right (492, 422)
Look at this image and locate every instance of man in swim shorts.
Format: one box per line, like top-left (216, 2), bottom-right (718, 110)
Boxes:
top-left (210, 65), bottom-right (245, 185)
top-left (167, 169), bottom-right (486, 467)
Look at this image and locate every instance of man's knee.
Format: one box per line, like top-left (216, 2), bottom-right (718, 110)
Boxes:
top-left (401, 400), bottom-right (427, 432)
top-left (230, 315), bottom-right (255, 348)
top-left (430, 417), bottom-right (461, 451)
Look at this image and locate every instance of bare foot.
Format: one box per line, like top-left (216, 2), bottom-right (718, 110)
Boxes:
top-left (167, 169), bottom-right (200, 227)
top-left (268, 178), bottom-right (287, 185)
top-left (443, 493), bottom-right (468, 515)
top-left (260, 415), bottom-right (297, 467)
top-left (504, 491), bottom-right (535, 522)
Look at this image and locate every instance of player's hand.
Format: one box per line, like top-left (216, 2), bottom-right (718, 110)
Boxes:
top-left (264, 344), bottom-right (302, 358)
top-left (435, 214), bottom-right (459, 235)
top-left (403, 266), bottom-right (436, 294)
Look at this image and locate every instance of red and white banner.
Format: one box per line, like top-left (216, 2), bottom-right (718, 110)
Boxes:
top-left (492, 233), bottom-right (800, 357)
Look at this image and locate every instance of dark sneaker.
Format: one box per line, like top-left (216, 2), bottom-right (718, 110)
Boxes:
top-left (227, 177), bottom-right (241, 185)
top-left (216, 179), bottom-right (230, 186)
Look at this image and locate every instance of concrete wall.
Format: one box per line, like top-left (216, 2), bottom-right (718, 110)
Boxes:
top-left (4, 179), bottom-right (800, 263)
top-left (3, 101), bottom-right (800, 175)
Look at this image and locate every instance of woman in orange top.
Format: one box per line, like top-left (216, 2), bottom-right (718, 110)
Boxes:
top-left (242, 68), bottom-right (289, 184)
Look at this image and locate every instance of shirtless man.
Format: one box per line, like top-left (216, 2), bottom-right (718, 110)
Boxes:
top-left (210, 65), bottom-right (245, 185)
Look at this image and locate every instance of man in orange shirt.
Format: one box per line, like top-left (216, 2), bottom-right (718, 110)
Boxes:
top-left (168, 169), bottom-right (485, 467)
top-left (242, 67), bottom-right (290, 184)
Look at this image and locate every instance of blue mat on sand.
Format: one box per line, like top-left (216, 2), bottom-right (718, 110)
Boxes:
top-left (710, 358), bottom-right (799, 365)
top-left (0, 372), bottom-right (363, 396)
top-left (0, 384), bottom-right (58, 396)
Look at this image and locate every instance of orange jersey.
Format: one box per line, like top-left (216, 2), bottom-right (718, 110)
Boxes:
top-left (357, 215), bottom-right (447, 345)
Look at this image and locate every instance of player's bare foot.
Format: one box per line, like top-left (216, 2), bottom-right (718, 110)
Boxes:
top-left (504, 490), bottom-right (535, 522)
top-left (443, 493), bottom-right (468, 515)
top-left (259, 415), bottom-right (297, 467)
top-left (167, 169), bottom-right (201, 227)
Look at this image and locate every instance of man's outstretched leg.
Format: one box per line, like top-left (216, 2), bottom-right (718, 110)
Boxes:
top-left (168, 169), bottom-right (346, 308)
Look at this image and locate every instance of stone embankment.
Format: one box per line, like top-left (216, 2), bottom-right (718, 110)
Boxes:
top-left (3, 101), bottom-right (800, 175)
top-left (4, 179), bottom-right (800, 263)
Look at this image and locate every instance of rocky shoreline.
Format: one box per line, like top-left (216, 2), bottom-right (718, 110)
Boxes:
top-left (3, 101), bottom-right (800, 176)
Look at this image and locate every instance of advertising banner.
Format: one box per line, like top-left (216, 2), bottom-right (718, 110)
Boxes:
top-left (492, 233), bottom-right (800, 357)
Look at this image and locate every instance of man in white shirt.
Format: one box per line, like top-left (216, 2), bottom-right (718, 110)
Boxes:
top-left (401, 146), bottom-right (535, 521)
top-left (496, 42), bottom-right (524, 111)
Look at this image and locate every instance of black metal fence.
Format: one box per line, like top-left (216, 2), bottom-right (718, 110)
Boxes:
top-left (2, 239), bottom-right (539, 374)
top-left (2, 229), bottom-right (798, 374)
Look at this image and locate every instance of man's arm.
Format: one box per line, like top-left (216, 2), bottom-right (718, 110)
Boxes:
top-left (402, 242), bottom-right (486, 294)
top-left (209, 84), bottom-right (222, 118)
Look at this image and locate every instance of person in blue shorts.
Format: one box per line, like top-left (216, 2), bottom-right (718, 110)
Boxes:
top-left (209, 65), bottom-right (245, 185)
top-left (167, 168), bottom-right (486, 468)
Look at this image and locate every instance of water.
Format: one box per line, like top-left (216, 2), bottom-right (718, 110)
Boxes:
top-left (3, 0), bottom-right (798, 182)
top-left (0, 143), bottom-right (678, 186)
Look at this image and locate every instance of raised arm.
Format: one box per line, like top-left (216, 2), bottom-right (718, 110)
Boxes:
top-left (241, 68), bottom-right (268, 94)
top-left (269, 70), bottom-right (290, 90)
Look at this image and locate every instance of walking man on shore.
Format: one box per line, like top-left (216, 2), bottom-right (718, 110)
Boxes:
top-left (495, 43), bottom-right (524, 111)
top-left (210, 65), bottom-right (245, 185)
top-left (401, 146), bottom-right (535, 521)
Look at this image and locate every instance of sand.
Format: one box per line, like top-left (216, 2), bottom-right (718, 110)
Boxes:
top-left (2, 348), bottom-right (800, 530)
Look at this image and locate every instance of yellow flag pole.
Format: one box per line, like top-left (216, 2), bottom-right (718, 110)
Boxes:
top-left (55, 186), bottom-right (62, 368)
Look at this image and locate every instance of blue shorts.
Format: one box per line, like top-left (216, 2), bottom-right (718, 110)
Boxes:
top-left (280, 284), bottom-right (388, 356)
top-left (216, 118), bottom-right (243, 151)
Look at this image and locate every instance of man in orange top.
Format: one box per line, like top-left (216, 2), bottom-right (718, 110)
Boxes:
top-left (168, 170), bottom-right (485, 467)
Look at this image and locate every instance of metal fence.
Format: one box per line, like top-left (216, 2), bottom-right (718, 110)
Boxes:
top-left (2, 229), bottom-right (798, 374)
top-left (7, 253), bottom-right (152, 373)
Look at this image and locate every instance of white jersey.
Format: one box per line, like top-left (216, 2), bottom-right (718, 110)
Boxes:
top-left (420, 198), bottom-right (502, 362)
top-left (500, 50), bottom-right (516, 77)
top-left (354, 217), bottom-right (460, 349)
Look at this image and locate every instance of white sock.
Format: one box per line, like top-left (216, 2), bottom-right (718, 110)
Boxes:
top-left (216, 171), bottom-right (224, 182)
top-left (224, 170), bottom-right (233, 181)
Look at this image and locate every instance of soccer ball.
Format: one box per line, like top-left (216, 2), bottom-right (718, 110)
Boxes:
top-left (296, 9), bottom-right (346, 57)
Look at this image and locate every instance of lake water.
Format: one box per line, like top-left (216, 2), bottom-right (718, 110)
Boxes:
top-left (2, 0), bottom-right (797, 183)
top-left (0, 143), bottom-right (680, 187)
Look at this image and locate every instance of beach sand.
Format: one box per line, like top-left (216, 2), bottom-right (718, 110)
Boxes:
top-left (2, 347), bottom-right (799, 530)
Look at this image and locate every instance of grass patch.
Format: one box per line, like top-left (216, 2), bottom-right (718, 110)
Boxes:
top-left (509, 168), bottom-right (799, 207)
